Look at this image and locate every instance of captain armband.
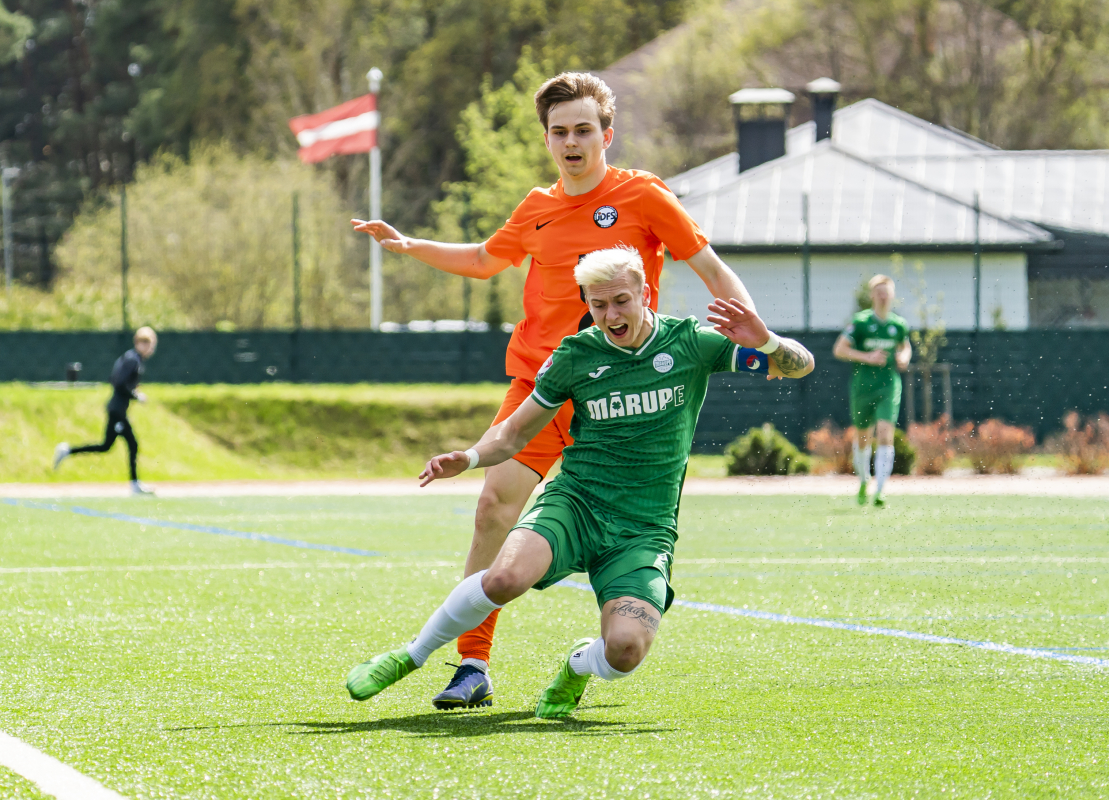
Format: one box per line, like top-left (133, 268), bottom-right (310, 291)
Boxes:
top-left (735, 347), bottom-right (770, 374)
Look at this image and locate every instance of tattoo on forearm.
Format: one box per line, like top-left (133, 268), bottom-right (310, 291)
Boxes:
top-left (609, 600), bottom-right (660, 632)
top-left (772, 338), bottom-right (813, 376)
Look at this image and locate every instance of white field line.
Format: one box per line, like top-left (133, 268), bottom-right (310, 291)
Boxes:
top-left (5, 554), bottom-right (1104, 575)
top-left (4, 474), bottom-right (1109, 498)
top-left (0, 730), bottom-right (125, 800)
top-left (0, 561), bottom-right (459, 575)
top-left (556, 580), bottom-right (1109, 668)
top-left (680, 555), bottom-right (1109, 566)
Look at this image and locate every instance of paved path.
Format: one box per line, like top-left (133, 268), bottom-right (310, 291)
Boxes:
top-left (2, 474), bottom-right (1106, 498)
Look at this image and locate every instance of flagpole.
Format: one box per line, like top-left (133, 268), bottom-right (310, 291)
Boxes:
top-left (368, 68), bottom-right (383, 331)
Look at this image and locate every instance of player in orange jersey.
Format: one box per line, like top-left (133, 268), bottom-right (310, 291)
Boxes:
top-left (352, 72), bottom-right (760, 710)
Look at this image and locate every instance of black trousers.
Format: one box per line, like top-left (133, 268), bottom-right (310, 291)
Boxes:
top-left (70, 411), bottom-right (139, 481)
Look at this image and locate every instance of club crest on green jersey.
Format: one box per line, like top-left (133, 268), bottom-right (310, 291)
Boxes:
top-left (586, 385), bottom-right (685, 420)
top-left (652, 353), bottom-right (674, 373)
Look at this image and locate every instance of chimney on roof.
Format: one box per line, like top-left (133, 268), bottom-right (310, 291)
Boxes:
top-left (806, 77), bottom-right (841, 142)
top-left (730, 88), bottom-right (795, 173)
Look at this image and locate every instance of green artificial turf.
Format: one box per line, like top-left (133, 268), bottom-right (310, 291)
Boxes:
top-left (1, 494), bottom-right (1108, 798)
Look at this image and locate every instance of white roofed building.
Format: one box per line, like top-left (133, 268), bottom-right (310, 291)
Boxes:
top-left (658, 91), bottom-right (1109, 331)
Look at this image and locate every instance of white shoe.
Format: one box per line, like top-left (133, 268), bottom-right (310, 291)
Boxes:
top-left (130, 480), bottom-right (155, 496)
top-left (53, 443), bottom-right (70, 470)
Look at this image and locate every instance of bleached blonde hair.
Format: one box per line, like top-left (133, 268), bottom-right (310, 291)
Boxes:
top-left (574, 246), bottom-right (645, 290)
top-left (868, 274), bottom-right (895, 292)
top-left (134, 326), bottom-right (158, 345)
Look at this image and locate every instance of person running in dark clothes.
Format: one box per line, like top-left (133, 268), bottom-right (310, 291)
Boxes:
top-left (54, 327), bottom-right (158, 495)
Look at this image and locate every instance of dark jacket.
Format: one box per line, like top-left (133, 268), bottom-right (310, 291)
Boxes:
top-left (107, 349), bottom-right (144, 415)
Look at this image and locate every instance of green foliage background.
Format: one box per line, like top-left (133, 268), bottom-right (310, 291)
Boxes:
top-left (49, 144), bottom-right (364, 330)
top-left (2, 0), bottom-right (1109, 328)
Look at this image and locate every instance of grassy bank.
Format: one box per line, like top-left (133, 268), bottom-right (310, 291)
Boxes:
top-left (0, 383), bottom-right (507, 482)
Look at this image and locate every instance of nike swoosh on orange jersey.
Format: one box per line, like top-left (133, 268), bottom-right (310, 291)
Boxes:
top-left (535, 220), bottom-right (554, 230)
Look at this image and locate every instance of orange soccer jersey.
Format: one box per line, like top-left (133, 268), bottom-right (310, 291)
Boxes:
top-left (484, 165), bottom-right (709, 380)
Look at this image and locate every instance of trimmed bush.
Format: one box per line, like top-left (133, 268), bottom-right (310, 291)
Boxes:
top-left (890, 428), bottom-right (916, 475)
top-left (907, 416), bottom-right (970, 475)
top-left (725, 424), bottom-right (810, 476)
top-left (959, 419), bottom-right (1035, 474)
top-left (1046, 411), bottom-right (1109, 475)
top-left (806, 421), bottom-right (853, 475)
top-left (805, 421), bottom-right (915, 476)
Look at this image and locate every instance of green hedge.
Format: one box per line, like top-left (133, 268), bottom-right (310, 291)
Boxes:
top-left (724, 424), bottom-right (811, 476)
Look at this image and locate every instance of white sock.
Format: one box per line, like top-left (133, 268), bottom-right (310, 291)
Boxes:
top-left (852, 443), bottom-right (872, 483)
top-left (567, 637), bottom-right (635, 681)
top-left (460, 658), bottom-right (488, 673)
top-left (875, 445), bottom-right (895, 494)
top-left (406, 571), bottom-right (502, 667)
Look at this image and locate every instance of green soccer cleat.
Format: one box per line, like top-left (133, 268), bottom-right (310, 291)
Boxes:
top-left (346, 647), bottom-right (417, 701)
top-left (857, 482), bottom-right (868, 505)
top-left (873, 494), bottom-right (886, 507)
top-left (535, 637), bottom-right (594, 719)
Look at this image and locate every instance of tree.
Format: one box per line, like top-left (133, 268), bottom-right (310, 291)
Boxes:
top-left (420, 55), bottom-right (559, 326)
top-left (622, 0), bottom-right (1109, 179)
top-left (55, 144), bottom-right (365, 330)
top-left (0, 3), bottom-right (32, 66)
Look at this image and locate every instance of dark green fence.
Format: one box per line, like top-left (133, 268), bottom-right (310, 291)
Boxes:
top-left (695, 330), bottom-right (1109, 450)
top-left (3, 330), bottom-right (1106, 451)
top-left (0, 330), bottom-right (514, 385)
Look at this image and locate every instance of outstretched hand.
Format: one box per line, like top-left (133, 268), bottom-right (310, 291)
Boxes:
top-left (419, 450), bottom-right (471, 487)
top-left (706, 297), bottom-right (771, 349)
top-left (351, 219), bottom-right (410, 254)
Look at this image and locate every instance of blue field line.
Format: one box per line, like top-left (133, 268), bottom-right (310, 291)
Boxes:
top-left (555, 579), bottom-right (1109, 669)
top-left (1, 498), bottom-right (382, 558)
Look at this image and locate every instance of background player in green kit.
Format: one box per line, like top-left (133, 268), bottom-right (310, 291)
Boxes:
top-left (834, 275), bottom-right (912, 506)
top-left (345, 247), bottom-right (813, 718)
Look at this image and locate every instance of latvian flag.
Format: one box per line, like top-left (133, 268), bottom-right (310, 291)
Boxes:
top-left (288, 95), bottom-right (378, 164)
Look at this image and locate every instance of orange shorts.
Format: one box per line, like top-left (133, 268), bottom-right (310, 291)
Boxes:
top-left (494, 377), bottom-right (574, 478)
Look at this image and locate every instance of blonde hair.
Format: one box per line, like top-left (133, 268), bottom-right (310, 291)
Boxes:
top-left (134, 326), bottom-right (158, 345)
top-left (868, 274), bottom-right (895, 292)
top-left (534, 72), bottom-right (616, 131)
top-left (574, 246), bottom-right (645, 290)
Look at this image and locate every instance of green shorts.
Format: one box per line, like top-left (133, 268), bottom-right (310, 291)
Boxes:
top-left (514, 485), bottom-right (676, 615)
top-left (850, 377), bottom-right (902, 429)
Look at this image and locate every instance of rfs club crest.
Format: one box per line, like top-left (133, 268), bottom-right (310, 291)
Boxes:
top-left (593, 206), bottom-right (618, 228)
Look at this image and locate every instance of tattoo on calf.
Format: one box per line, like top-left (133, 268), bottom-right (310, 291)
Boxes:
top-left (773, 338), bottom-right (813, 376)
top-left (609, 600), bottom-right (660, 632)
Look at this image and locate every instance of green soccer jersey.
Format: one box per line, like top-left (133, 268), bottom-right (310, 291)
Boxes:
top-left (843, 309), bottom-right (910, 394)
top-left (531, 312), bottom-right (747, 529)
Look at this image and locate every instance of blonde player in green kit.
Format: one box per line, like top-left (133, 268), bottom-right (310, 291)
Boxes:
top-left (345, 247), bottom-right (813, 718)
top-left (834, 275), bottom-right (912, 506)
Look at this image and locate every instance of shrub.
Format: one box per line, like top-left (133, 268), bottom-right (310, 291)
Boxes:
top-left (959, 419), bottom-right (1035, 474)
top-left (1046, 411), bottom-right (1109, 475)
top-left (725, 423), bottom-right (811, 476)
top-left (56, 144), bottom-right (368, 330)
top-left (806, 421), bottom-right (853, 475)
top-left (890, 428), bottom-right (916, 476)
top-left (907, 416), bottom-right (970, 475)
top-left (805, 422), bottom-right (915, 476)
